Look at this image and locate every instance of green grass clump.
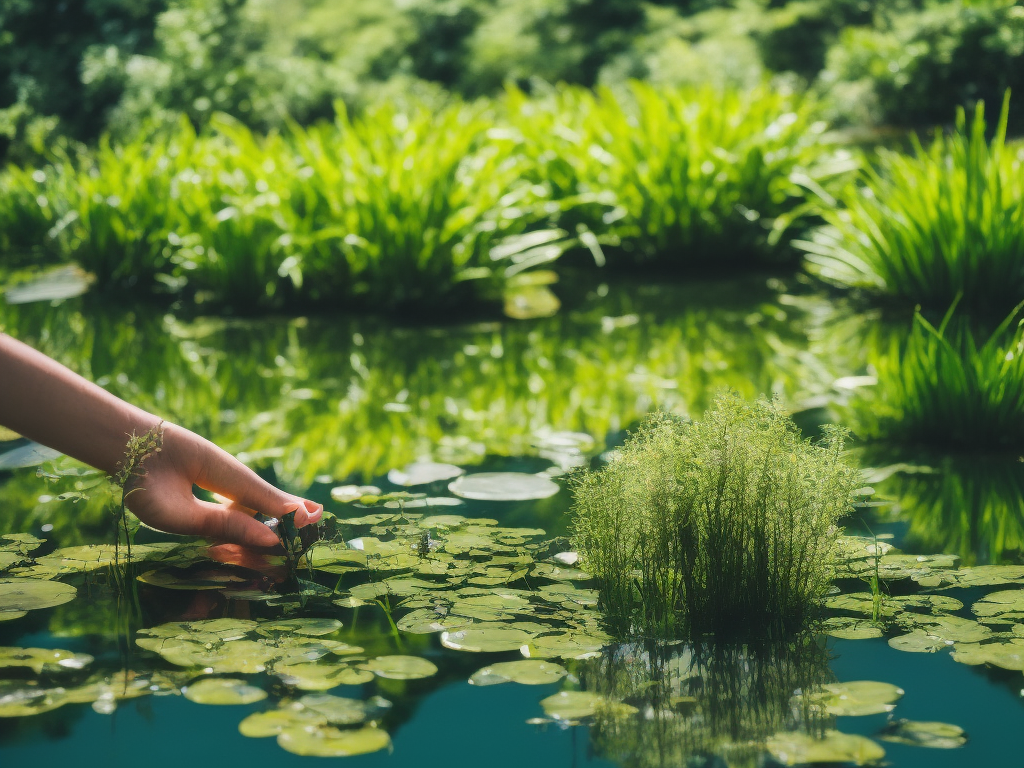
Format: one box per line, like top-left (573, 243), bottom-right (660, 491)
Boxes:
top-left (849, 304), bottom-right (1024, 449)
top-left (798, 93), bottom-right (1024, 315)
top-left (508, 82), bottom-right (844, 269)
top-left (571, 394), bottom-right (857, 640)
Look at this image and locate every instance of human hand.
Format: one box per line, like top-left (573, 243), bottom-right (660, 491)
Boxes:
top-left (124, 423), bottom-right (322, 548)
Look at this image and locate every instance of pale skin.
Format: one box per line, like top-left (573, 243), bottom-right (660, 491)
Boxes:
top-left (0, 332), bottom-right (322, 548)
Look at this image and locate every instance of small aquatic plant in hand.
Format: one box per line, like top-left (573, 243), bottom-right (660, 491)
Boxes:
top-left (570, 393), bottom-right (859, 640)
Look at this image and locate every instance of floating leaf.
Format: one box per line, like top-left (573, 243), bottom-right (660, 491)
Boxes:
top-left (767, 730), bottom-right (885, 766)
top-left (470, 660), bottom-right (567, 686)
top-left (804, 681), bottom-right (903, 716)
top-left (0, 647), bottom-right (93, 673)
top-left (362, 655), bottom-right (437, 680)
top-left (449, 472), bottom-right (560, 501)
top-left (0, 578), bottom-right (76, 615)
top-left (277, 725), bottom-right (391, 757)
top-left (878, 720), bottom-right (967, 749)
top-left (951, 638), bottom-right (1024, 670)
top-left (441, 625), bottom-right (538, 652)
top-left (972, 590), bottom-right (1024, 623)
top-left (183, 677), bottom-right (267, 705)
top-left (540, 690), bottom-right (635, 721)
top-left (821, 617), bottom-right (884, 640)
top-left (239, 704), bottom-right (324, 737)
top-left (330, 486), bottom-right (382, 503)
top-left (888, 630), bottom-right (949, 653)
top-left (388, 462), bottom-right (464, 486)
top-left (256, 618), bottom-right (342, 637)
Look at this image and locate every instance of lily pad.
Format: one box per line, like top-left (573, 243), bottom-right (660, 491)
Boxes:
top-left (183, 677), bottom-right (267, 705)
top-left (256, 618), bottom-right (342, 637)
top-left (388, 462), bottom-right (464, 486)
top-left (767, 730), bottom-right (885, 766)
top-left (361, 655), bottom-right (438, 680)
top-left (0, 578), bottom-right (76, 615)
top-left (441, 625), bottom-right (538, 653)
top-left (888, 630), bottom-right (949, 653)
top-left (821, 617), bottom-right (884, 640)
top-left (299, 693), bottom-right (374, 725)
top-left (239, 704), bottom-right (325, 737)
top-left (805, 681), bottom-right (904, 716)
top-left (972, 590), bottom-right (1024, 623)
top-left (540, 690), bottom-right (635, 721)
top-left (470, 660), bottom-right (567, 686)
top-left (277, 725), bottom-right (391, 757)
top-left (0, 647), bottom-right (93, 673)
top-left (330, 485), bottom-right (382, 503)
top-left (274, 661), bottom-right (374, 690)
top-left (449, 472), bottom-right (560, 501)
top-left (951, 639), bottom-right (1024, 670)
top-left (878, 720), bottom-right (967, 749)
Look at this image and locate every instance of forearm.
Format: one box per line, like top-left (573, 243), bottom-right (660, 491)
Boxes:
top-left (0, 333), bottom-right (162, 474)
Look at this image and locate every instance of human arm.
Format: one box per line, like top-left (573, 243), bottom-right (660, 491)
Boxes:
top-left (0, 332), bottom-right (321, 547)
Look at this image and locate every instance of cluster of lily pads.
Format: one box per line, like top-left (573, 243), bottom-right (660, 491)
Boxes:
top-left (0, 465), bottom-right (1013, 765)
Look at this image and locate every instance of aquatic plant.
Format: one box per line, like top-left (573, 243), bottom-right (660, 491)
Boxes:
top-left (570, 394), bottom-right (858, 640)
top-left (797, 93), bottom-right (1024, 315)
top-left (848, 304), bottom-right (1024, 449)
top-left (507, 82), bottom-right (846, 268)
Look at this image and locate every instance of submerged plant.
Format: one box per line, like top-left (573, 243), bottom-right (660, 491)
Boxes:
top-left (797, 92), bottom-right (1024, 315)
top-left (848, 303), bottom-right (1024, 449)
top-left (570, 394), bottom-right (858, 640)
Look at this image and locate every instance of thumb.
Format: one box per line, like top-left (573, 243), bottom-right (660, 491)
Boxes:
top-left (190, 498), bottom-right (283, 548)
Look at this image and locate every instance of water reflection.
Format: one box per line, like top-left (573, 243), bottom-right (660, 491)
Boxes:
top-left (579, 639), bottom-right (834, 768)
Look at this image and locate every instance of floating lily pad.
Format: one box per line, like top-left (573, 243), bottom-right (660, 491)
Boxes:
top-left (805, 681), bottom-right (903, 716)
top-left (183, 677), bottom-right (267, 705)
top-left (951, 639), bottom-right (1024, 670)
top-left (277, 725), bottom-right (391, 757)
top-left (449, 472), bottom-right (560, 501)
top-left (274, 661), bottom-right (374, 690)
top-left (362, 655), bottom-right (438, 680)
top-left (540, 690), bottom-right (635, 721)
top-left (470, 660), bottom-right (567, 686)
top-left (900, 615), bottom-right (992, 643)
top-left (299, 694), bottom-right (373, 725)
top-left (0, 647), bottom-right (93, 673)
top-left (330, 485), bottom-right (382, 503)
top-left (256, 618), bottom-right (342, 637)
top-left (418, 515), bottom-right (468, 528)
top-left (239, 704), bottom-right (324, 737)
top-left (888, 630), bottom-right (949, 653)
top-left (0, 578), bottom-right (76, 615)
top-left (822, 617), bottom-right (884, 640)
top-left (951, 566), bottom-right (1024, 587)
top-left (441, 625), bottom-right (537, 653)
top-left (878, 720), bottom-right (967, 749)
top-left (972, 590), bottom-right (1024, 623)
top-left (388, 462), bottom-right (464, 486)
top-left (395, 609), bottom-right (469, 634)
top-left (767, 730), bottom-right (885, 766)
top-left (523, 632), bottom-right (607, 659)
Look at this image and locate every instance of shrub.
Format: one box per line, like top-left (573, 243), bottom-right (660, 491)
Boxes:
top-left (508, 82), bottom-right (845, 269)
top-left (848, 304), bottom-right (1024, 449)
top-left (797, 94), bottom-right (1024, 315)
top-left (570, 394), bottom-right (857, 640)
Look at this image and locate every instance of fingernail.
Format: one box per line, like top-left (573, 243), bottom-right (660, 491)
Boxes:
top-left (309, 506), bottom-right (323, 523)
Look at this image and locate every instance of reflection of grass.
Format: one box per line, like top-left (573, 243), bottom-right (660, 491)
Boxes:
top-left (799, 94), bottom-right (1024, 315)
top-left (581, 638), bottom-right (833, 768)
top-left (571, 395), bottom-right (858, 640)
top-left (873, 455), bottom-right (1024, 566)
top-left (848, 306), bottom-right (1024, 449)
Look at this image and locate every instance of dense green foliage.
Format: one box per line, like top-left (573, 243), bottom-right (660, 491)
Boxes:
top-left (798, 95), bottom-right (1024, 314)
top-left (3, 0), bottom-right (1022, 162)
top-left (570, 395), bottom-right (857, 640)
top-left (510, 82), bottom-right (842, 267)
top-left (850, 305), bottom-right (1024, 449)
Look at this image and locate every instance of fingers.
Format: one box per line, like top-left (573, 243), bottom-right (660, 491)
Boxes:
top-left (191, 499), bottom-right (282, 548)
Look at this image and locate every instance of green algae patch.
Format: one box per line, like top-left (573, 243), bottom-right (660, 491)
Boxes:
top-left (767, 730), bottom-right (885, 766)
top-left (183, 677), bottom-right (268, 705)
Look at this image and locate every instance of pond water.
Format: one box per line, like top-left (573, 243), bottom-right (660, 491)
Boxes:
top-left (1, 274), bottom-right (1022, 767)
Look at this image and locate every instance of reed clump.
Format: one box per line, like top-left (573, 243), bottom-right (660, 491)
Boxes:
top-left (571, 394), bottom-right (858, 640)
top-left (797, 92), bottom-right (1024, 316)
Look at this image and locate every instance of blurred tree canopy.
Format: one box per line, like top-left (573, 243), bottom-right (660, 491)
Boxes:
top-left (1, 0), bottom-right (1022, 161)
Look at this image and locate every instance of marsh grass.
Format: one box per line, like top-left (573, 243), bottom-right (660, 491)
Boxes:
top-left (571, 394), bottom-right (857, 640)
top-left (507, 82), bottom-right (845, 269)
top-left (797, 92), bottom-right (1024, 314)
top-left (849, 303), bottom-right (1024, 449)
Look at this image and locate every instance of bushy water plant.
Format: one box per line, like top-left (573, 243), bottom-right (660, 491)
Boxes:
top-left (848, 304), bottom-right (1024, 449)
top-left (507, 82), bottom-right (846, 269)
top-left (797, 94), bottom-right (1024, 314)
top-left (571, 394), bottom-right (857, 640)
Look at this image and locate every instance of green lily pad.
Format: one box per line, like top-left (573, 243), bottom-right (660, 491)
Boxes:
top-left (299, 693), bottom-right (373, 725)
top-left (395, 608), bottom-right (470, 634)
top-left (951, 638), bottom-right (1024, 670)
top-left (330, 485), bottom-right (382, 503)
top-left (805, 681), bottom-right (904, 716)
top-left (183, 677), bottom-right (267, 705)
top-left (540, 690), bottom-right (635, 721)
top-left (274, 661), bottom-right (374, 690)
top-left (388, 462), bottom-right (464, 486)
top-left (256, 618), bottom-right (342, 637)
top-left (0, 578), bottom-right (76, 614)
top-left (767, 730), bottom-right (885, 766)
top-left (239, 704), bottom-right (325, 737)
top-left (277, 724), bottom-right (391, 757)
top-left (522, 632), bottom-right (607, 659)
top-left (0, 647), bottom-right (93, 673)
top-left (361, 655), bottom-right (438, 680)
top-left (449, 472), bottom-right (560, 501)
top-left (951, 565), bottom-right (1024, 587)
top-left (972, 590), bottom-right (1024, 623)
top-left (878, 720), bottom-right (967, 749)
top-left (900, 615), bottom-right (992, 643)
top-left (888, 630), bottom-right (950, 653)
top-left (821, 617), bottom-right (884, 640)
top-left (470, 660), bottom-right (567, 686)
top-left (531, 563), bottom-right (591, 581)
top-left (441, 625), bottom-right (538, 653)
top-left (418, 515), bottom-right (468, 528)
